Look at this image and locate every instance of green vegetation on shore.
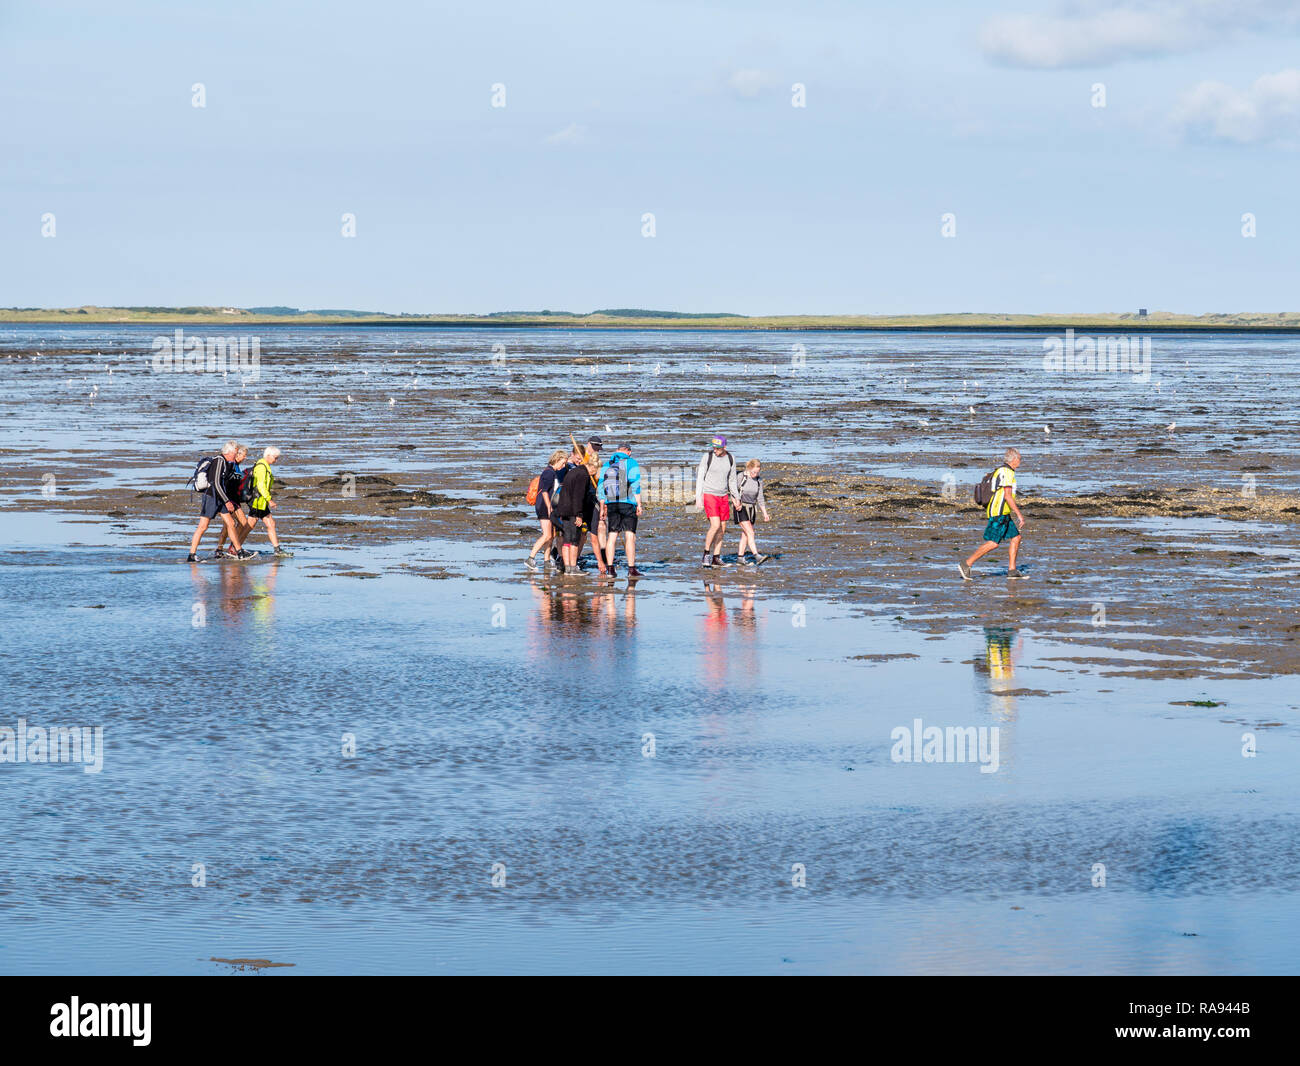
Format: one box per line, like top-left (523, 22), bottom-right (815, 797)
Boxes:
top-left (6, 305), bottom-right (1300, 331)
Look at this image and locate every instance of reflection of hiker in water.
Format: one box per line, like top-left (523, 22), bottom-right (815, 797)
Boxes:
top-left (982, 626), bottom-right (1021, 680)
top-left (978, 625), bottom-right (1024, 722)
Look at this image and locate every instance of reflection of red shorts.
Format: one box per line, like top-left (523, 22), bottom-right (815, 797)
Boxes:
top-left (703, 493), bottom-right (730, 521)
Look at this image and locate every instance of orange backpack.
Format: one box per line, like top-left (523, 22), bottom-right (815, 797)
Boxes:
top-left (526, 476), bottom-right (541, 505)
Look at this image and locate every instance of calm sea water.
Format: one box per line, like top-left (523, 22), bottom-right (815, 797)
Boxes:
top-left (1, 327), bottom-right (1297, 974)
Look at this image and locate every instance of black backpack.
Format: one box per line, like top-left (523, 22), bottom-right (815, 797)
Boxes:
top-left (237, 468), bottom-right (256, 503)
top-left (974, 468), bottom-right (1001, 507)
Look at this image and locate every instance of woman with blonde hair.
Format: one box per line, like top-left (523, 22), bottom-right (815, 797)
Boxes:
top-left (733, 458), bottom-right (771, 565)
top-left (526, 450), bottom-right (569, 571)
top-left (246, 446), bottom-right (292, 557)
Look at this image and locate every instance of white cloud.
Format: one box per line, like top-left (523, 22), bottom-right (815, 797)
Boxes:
top-left (544, 122), bottom-right (588, 146)
top-left (1171, 68), bottom-right (1300, 143)
top-left (978, 1), bottom-right (1300, 69)
top-left (726, 68), bottom-right (780, 99)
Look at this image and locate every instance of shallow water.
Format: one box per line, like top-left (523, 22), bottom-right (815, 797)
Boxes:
top-left (1, 326), bottom-right (1298, 974)
top-left (0, 510), bottom-right (1296, 973)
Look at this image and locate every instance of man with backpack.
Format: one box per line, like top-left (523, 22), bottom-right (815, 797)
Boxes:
top-left (214, 443), bottom-right (251, 557)
top-left (959, 448), bottom-right (1027, 580)
top-left (187, 440), bottom-right (253, 562)
top-left (598, 443), bottom-right (643, 579)
top-left (695, 435), bottom-right (739, 568)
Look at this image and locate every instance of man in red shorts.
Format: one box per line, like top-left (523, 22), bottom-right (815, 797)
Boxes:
top-left (694, 434), bottom-right (739, 568)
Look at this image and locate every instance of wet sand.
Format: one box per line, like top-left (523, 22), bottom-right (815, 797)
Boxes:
top-left (4, 326), bottom-right (1300, 682)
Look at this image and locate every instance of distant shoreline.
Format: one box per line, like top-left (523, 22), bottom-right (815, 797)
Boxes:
top-left (6, 308), bottom-right (1300, 332)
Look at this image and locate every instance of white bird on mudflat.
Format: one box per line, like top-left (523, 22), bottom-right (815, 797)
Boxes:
top-left (917, 418), bottom-right (930, 427)
top-left (604, 423), bottom-right (612, 433)
top-left (1044, 425), bottom-right (1051, 436)
top-left (347, 395), bottom-right (354, 404)
top-left (968, 406), bottom-right (976, 415)
top-left (653, 363), bottom-right (662, 375)
top-left (1167, 421), bottom-right (1177, 433)
top-left (389, 397), bottom-right (395, 407)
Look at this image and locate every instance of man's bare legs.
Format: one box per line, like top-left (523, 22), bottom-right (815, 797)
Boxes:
top-left (965, 535), bottom-right (1020, 571)
top-left (704, 517), bottom-right (727, 558)
top-left (605, 531), bottom-right (635, 570)
top-left (188, 516), bottom-right (211, 556)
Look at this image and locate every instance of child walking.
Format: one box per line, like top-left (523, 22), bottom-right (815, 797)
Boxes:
top-left (733, 459), bottom-right (771, 565)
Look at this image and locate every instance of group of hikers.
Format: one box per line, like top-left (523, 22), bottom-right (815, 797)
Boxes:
top-left (179, 434), bottom-right (1027, 581)
top-left (525, 438), bottom-right (1027, 581)
top-left (525, 436), bottom-right (646, 579)
top-left (524, 434), bottom-right (773, 579)
top-left (186, 440), bottom-right (290, 562)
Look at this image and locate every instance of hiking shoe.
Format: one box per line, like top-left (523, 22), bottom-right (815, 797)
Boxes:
top-left (212, 548), bottom-right (228, 559)
top-left (607, 566), bottom-right (618, 579)
top-left (958, 563), bottom-right (972, 581)
top-left (754, 554), bottom-right (768, 566)
top-left (273, 546), bottom-right (294, 557)
top-left (714, 556), bottom-right (730, 568)
top-left (1007, 569), bottom-right (1024, 579)
top-left (627, 566), bottom-right (643, 579)
top-left (701, 554), bottom-right (713, 568)
top-left (186, 553), bottom-right (198, 563)
top-left (556, 560), bottom-right (566, 574)
top-left (525, 556), bottom-right (539, 571)
top-left (233, 549), bottom-right (256, 560)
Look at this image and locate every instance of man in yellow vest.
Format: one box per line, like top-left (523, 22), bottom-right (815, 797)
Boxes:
top-left (959, 448), bottom-right (1027, 580)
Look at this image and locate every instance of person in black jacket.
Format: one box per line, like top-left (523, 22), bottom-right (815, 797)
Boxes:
top-left (555, 456), bottom-right (597, 573)
top-left (187, 440), bottom-right (253, 562)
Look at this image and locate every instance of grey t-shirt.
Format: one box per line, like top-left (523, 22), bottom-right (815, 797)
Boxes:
top-left (736, 471), bottom-right (765, 509)
top-left (695, 450), bottom-right (739, 498)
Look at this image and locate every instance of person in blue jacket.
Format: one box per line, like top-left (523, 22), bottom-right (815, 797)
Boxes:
top-left (597, 443), bottom-right (643, 580)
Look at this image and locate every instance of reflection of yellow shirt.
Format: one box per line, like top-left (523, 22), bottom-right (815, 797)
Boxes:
top-left (988, 466), bottom-right (1016, 518)
top-left (987, 640), bottom-right (1013, 680)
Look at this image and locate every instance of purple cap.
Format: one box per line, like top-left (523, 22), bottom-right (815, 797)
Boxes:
top-left (710, 435), bottom-right (727, 448)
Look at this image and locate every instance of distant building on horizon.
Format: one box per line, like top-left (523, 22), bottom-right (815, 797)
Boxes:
top-left (1138, 308), bottom-right (1148, 317)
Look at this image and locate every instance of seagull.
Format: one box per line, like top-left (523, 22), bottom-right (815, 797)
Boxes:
top-left (1044, 425), bottom-right (1051, 436)
top-left (347, 395), bottom-right (353, 404)
top-left (917, 418), bottom-right (930, 427)
top-left (389, 397), bottom-right (395, 407)
top-left (653, 363), bottom-right (662, 375)
top-left (1167, 421), bottom-right (1177, 433)
top-left (968, 406), bottom-right (976, 415)
top-left (604, 423), bottom-right (612, 433)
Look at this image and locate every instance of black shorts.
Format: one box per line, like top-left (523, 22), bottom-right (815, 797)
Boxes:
top-left (732, 503), bottom-right (757, 525)
top-left (582, 508), bottom-right (598, 534)
top-left (560, 517), bottom-right (585, 545)
top-left (607, 502), bottom-right (638, 534)
top-left (250, 505), bottom-right (270, 519)
top-left (199, 494), bottom-right (222, 519)
top-left (535, 503), bottom-right (554, 523)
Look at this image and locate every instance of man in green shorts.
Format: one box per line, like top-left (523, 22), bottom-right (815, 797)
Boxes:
top-left (959, 448), bottom-right (1027, 580)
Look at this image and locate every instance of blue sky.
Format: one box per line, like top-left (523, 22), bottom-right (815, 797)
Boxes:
top-left (3, 0), bottom-right (1299, 314)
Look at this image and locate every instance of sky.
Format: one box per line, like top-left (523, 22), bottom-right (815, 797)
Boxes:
top-left (2, 0), bottom-right (1299, 315)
